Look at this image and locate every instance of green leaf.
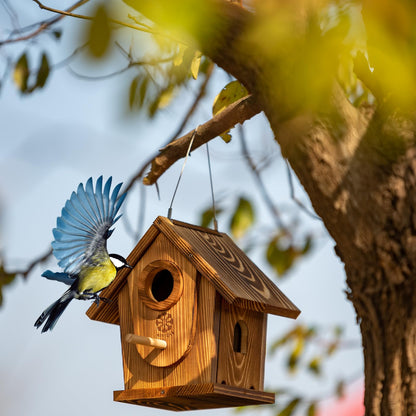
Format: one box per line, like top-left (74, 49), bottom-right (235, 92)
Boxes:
top-left (308, 356), bottom-right (322, 375)
top-left (129, 75), bottom-right (140, 109)
top-left (0, 264), bottom-right (17, 307)
top-left (212, 80), bottom-right (248, 142)
top-left (190, 51), bottom-right (202, 80)
top-left (230, 197), bottom-right (254, 239)
top-left (212, 80), bottom-right (248, 115)
top-left (88, 4), bottom-right (111, 58)
top-left (200, 207), bottom-right (222, 228)
top-left (266, 239), bottom-right (295, 276)
top-left (35, 53), bottom-right (50, 89)
top-left (287, 338), bottom-right (304, 372)
top-left (138, 76), bottom-right (149, 107)
top-left (13, 52), bottom-right (29, 93)
top-left (277, 398), bottom-right (301, 416)
top-left (307, 402), bottom-right (317, 416)
top-left (326, 340), bottom-right (339, 356)
top-left (52, 29), bottom-right (62, 40)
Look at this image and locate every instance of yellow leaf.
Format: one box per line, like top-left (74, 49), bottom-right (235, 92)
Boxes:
top-left (190, 51), bottom-right (202, 80)
top-left (212, 80), bottom-right (248, 116)
top-left (13, 53), bottom-right (29, 93)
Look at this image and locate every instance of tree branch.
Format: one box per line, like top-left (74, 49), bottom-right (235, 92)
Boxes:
top-left (143, 93), bottom-right (261, 185)
top-left (31, 0), bottom-right (184, 43)
top-left (0, 0), bottom-right (89, 46)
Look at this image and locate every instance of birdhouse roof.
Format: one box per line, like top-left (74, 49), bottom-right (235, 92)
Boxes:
top-left (87, 216), bottom-right (300, 324)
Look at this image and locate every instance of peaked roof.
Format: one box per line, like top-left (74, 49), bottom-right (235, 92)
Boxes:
top-left (87, 216), bottom-right (300, 324)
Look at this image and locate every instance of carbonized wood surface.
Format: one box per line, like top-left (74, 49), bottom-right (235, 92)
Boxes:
top-left (129, 234), bottom-right (198, 367)
top-left (155, 216), bottom-right (300, 318)
top-left (114, 383), bottom-right (275, 411)
top-left (119, 266), bottom-right (219, 389)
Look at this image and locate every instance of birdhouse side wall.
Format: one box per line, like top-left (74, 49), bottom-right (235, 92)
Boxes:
top-left (118, 269), bottom-right (220, 389)
top-left (216, 299), bottom-right (267, 391)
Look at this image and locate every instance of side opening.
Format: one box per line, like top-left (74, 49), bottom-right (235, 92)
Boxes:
top-left (233, 320), bottom-right (248, 354)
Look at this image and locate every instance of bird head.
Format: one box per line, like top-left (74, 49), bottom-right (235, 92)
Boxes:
top-left (109, 253), bottom-right (133, 271)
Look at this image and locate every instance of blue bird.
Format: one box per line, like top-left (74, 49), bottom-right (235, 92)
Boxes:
top-left (35, 176), bottom-right (131, 333)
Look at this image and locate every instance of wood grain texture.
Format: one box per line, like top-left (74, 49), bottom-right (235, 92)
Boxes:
top-left (86, 224), bottom-right (160, 324)
top-left (216, 299), bottom-right (267, 391)
top-left (155, 216), bottom-right (300, 318)
top-left (88, 215), bottom-right (299, 326)
top-left (129, 234), bottom-right (198, 367)
top-left (119, 267), bottom-right (218, 389)
top-left (114, 383), bottom-right (275, 411)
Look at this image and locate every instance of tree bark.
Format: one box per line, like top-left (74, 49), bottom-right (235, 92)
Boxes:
top-left (128, 1), bottom-right (416, 413)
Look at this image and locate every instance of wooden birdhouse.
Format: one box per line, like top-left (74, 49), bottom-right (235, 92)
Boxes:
top-left (87, 216), bottom-right (300, 411)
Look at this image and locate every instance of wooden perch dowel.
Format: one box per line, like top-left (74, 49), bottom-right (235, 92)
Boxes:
top-left (125, 333), bottom-right (167, 349)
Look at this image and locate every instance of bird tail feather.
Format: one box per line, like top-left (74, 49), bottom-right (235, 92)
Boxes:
top-left (34, 288), bottom-right (76, 333)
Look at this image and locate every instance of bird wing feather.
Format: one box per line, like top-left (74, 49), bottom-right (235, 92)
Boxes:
top-left (51, 176), bottom-right (126, 275)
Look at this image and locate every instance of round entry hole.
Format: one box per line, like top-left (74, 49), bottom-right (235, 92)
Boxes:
top-left (151, 269), bottom-right (174, 302)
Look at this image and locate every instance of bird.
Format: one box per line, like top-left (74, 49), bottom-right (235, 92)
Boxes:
top-left (35, 176), bottom-right (132, 333)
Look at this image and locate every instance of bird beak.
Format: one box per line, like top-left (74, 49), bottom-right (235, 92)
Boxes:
top-left (125, 263), bottom-right (133, 269)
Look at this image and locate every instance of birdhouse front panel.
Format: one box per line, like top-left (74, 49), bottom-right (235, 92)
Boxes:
top-left (119, 232), bottom-right (220, 390)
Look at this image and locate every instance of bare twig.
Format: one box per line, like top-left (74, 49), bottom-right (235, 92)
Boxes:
top-left (285, 159), bottom-right (321, 221)
top-left (12, 248), bottom-right (52, 279)
top-left (238, 124), bottom-right (285, 230)
top-left (123, 64), bottom-right (215, 193)
top-left (0, 0), bottom-right (90, 46)
top-left (143, 94), bottom-right (262, 185)
top-left (32, 0), bottom-right (185, 44)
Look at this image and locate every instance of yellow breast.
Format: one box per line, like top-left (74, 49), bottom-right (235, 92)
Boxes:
top-left (78, 256), bottom-right (117, 294)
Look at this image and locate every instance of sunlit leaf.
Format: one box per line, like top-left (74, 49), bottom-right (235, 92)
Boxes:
top-left (212, 80), bottom-right (248, 115)
top-left (326, 340), bottom-right (339, 356)
top-left (190, 51), bottom-right (202, 80)
top-left (287, 338), bottom-right (304, 372)
top-left (277, 398), bottom-right (301, 416)
top-left (308, 356), bottom-right (322, 375)
top-left (35, 53), bottom-right (50, 89)
top-left (307, 402), bottom-right (317, 416)
top-left (266, 238), bottom-right (296, 276)
top-left (230, 197), bottom-right (254, 239)
top-left (13, 52), bottom-right (29, 93)
top-left (88, 4), bottom-right (111, 58)
top-left (174, 45), bottom-right (187, 66)
top-left (212, 80), bottom-right (248, 142)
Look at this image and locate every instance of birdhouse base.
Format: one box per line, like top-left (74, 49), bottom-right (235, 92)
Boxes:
top-left (114, 383), bottom-right (275, 411)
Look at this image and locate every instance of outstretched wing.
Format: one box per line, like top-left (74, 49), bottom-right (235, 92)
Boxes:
top-left (51, 176), bottom-right (127, 275)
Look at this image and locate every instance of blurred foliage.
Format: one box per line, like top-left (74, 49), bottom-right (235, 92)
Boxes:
top-left (0, 263), bottom-right (17, 306)
top-left (13, 51), bottom-right (50, 94)
top-left (230, 196), bottom-right (255, 239)
top-left (87, 4), bottom-right (112, 58)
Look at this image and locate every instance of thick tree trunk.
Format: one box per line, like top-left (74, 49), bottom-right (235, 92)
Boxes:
top-left (131, 1), bottom-right (416, 413)
top-left (353, 275), bottom-right (416, 415)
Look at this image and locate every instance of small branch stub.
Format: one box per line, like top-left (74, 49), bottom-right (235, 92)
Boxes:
top-left (125, 333), bottom-right (167, 349)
